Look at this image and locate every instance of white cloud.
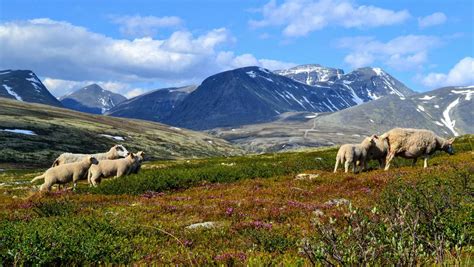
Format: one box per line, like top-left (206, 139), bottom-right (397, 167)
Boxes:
top-left (216, 52), bottom-right (296, 70)
top-left (110, 15), bottom-right (183, 37)
top-left (418, 12), bottom-right (447, 28)
top-left (420, 57), bottom-right (474, 88)
top-left (338, 35), bottom-right (440, 70)
top-left (249, 0), bottom-right (410, 37)
top-left (0, 18), bottom-right (294, 97)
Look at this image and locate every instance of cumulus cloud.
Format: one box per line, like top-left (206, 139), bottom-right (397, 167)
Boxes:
top-left (110, 15), bottom-right (183, 37)
top-left (338, 35), bottom-right (440, 70)
top-left (0, 18), bottom-right (294, 97)
top-left (418, 12), bottom-right (447, 28)
top-left (249, 0), bottom-right (410, 37)
top-left (420, 57), bottom-right (474, 88)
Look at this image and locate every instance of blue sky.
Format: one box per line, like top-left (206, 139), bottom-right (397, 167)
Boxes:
top-left (0, 0), bottom-right (473, 97)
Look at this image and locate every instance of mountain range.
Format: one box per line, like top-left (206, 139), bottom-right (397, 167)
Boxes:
top-left (209, 85), bottom-right (473, 152)
top-left (60, 84), bottom-right (127, 114)
top-left (0, 66), bottom-right (471, 153)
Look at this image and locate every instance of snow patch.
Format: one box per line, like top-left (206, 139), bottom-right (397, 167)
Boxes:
top-left (417, 105), bottom-right (425, 112)
top-left (434, 105), bottom-right (439, 109)
top-left (1, 129), bottom-right (37, 135)
top-left (369, 119), bottom-right (375, 123)
top-left (246, 71), bottom-right (257, 78)
top-left (372, 67), bottom-right (383, 76)
top-left (336, 133), bottom-right (344, 136)
top-left (170, 127), bottom-right (181, 131)
top-left (440, 98), bottom-right (460, 136)
top-left (419, 95), bottom-right (435, 100)
top-left (2, 84), bottom-right (22, 101)
top-left (100, 134), bottom-right (125, 141)
top-left (259, 67), bottom-right (270, 74)
top-left (451, 89), bottom-right (473, 101)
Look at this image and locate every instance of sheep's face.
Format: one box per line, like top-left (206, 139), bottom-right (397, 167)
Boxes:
top-left (113, 145), bottom-right (129, 157)
top-left (88, 156), bottom-right (99, 165)
top-left (443, 138), bottom-right (455, 155)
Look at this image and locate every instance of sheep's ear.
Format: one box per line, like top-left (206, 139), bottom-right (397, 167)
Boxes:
top-left (130, 153), bottom-right (135, 159)
top-left (447, 138), bottom-right (455, 144)
top-left (372, 134), bottom-right (378, 139)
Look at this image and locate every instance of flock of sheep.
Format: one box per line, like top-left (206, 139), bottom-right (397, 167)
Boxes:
top-left (31, 145), bottom-right (145, 191)
top-left (30, 127), bottom-right (455, 191)
top-left (334, 127), bottom-right (455, 173)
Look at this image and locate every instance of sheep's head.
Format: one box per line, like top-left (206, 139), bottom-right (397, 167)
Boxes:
top-left (362, 134), bottom-right (378, 147)
top-left (112, 145), bottom-right (129, 157)
top-left (442, 138), bottom-right (455, 155)
top-left (136, 151), bottom-right (145, 162)
top-left (88, 156), bottom-right (99, 165)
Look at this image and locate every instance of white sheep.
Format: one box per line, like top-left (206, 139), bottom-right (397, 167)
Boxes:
top-left (334, 135), bottom-right (378, 173)
top-left (52, 145), bottom-right (129, 167)
top-left (87, 153), bottom-right (136, 186)
top-left (366, 138), bottom-right (389, 169)
top-left (129, 151), bottom-right (145, 174)
top-left (31, 156), bottom-right (99, 191)
top-left (379, 128), bottom-right (455, 170)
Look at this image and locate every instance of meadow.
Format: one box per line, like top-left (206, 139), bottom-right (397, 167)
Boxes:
top-left (0, 135), bottom-right (472, 265)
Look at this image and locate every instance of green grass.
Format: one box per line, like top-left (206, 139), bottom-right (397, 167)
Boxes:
top-left (0, 135), bottom-right (472, 265)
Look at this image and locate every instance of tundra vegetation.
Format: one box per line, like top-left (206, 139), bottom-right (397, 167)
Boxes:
top-left (0, 135), bottom-right (472, 265)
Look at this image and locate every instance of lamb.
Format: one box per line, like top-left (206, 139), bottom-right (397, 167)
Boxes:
top-left (380, 128), bottom-right (455, 170)
top-left (129, 151), bottom-right (145, 174)
top-left (51, 145), bottom-right (129, 167)
top-left (31, 156), bottom-right (99, 191)
top-left (366, 138), bottom-right (389, 169)
top-left (334, 135), bottom-right (378, 173)
top-left (88, 153), bottom-right (136, 186)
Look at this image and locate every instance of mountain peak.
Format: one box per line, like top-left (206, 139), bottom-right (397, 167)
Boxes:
top-left (275, 64), bottom-right (344, 85)
top-left (0, 69), bottom-right (62, 107)
top-left (60, 84), bottom-right (126, 114)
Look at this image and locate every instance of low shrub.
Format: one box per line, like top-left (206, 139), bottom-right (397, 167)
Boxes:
top-left (301, 169), bottom-right (473, 265)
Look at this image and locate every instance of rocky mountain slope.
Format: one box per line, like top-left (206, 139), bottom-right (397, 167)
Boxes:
top-left (209, 86), bottom-right (473, 152)
top-left (60, 84), bottom-right (126, 114)
top-left (107, 85), bottom-right (197, 121)
top-left (0, 70), bottom-right (62, 107)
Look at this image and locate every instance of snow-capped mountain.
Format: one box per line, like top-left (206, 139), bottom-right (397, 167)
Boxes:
top-left (275, 64), bottom-right (344, 85)
top-left (0, 70), bottom-right (62, 107)
top-left (164, 66), bottom-right (361, 130)
top-left (277, 65), bottom-right (415, 104)
top-left (331, 67), bottom-right (415, 103)
top-left (107, 85), bottom-right (197, 121)
top-left (314, 85), bottom-right (473, 137)
top-left (60, 84), bottom-right (126, 114)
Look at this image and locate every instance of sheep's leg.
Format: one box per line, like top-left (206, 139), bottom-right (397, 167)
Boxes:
top-left (412, 158), bottom-right (417, 167)
top-left (423, 156), bottom-right (429, 168)
top-left (352, 161), bottom-right (357, 173)
top-left (384, 151), bottom-right (396, 171)
top-left (344, 160), bottom-right (350, 173)
top-left (334, 157), bottom-right (340, 173)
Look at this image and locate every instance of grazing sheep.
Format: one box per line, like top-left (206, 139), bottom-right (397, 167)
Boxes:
top-left (52, 145), bottom-right (129, 167)
top-left (31, 156), bottom-right (99, 191)
top-left (88, 153), bottom-right (136, 186)
top-left (366, 138), bottom-right (389, 169)
top-left (380, 128), bottom-right (455, 170)
top-left (334, 135), bottom-right (378, 173)
top-left (129, 151), bottom-right (145, 174)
